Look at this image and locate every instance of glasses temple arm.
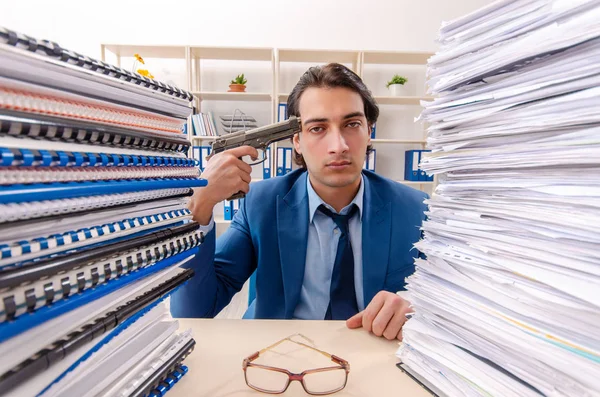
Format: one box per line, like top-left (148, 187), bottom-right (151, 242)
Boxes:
top-left (257, 337), bottom-right (332, 360)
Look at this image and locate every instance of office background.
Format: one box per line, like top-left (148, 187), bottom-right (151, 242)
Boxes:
top-left (0, 0), bottom-right (490, 319)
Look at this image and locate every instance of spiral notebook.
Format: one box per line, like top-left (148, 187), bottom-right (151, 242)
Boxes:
top-left (0, 205), bottom-right (193, 268)
top-left (0, 27), bottom-right (194, 114)
top-left (0, 77), bottom-right (185, 136)
top-left (0, 262), bottom-right (195, 396)
top-left (0, 222), bottom-right (203, 322)
top-left (0, 188), bottom-right (193, 224)
top-left (0, 263), bottom-right (188, 377)
top-left (36, 302), bottom-right (193, 397)
top-left (0, 177), bottom-right (207, 205)
top-left (0, 110), bottom-right (190, 153)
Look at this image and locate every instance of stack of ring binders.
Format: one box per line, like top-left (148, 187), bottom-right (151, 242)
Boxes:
top-left (0, 26), bottom-right (205, 397)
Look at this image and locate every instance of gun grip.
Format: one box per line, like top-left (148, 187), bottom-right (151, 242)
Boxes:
top-left (227, 191), bottom-right (246, 200)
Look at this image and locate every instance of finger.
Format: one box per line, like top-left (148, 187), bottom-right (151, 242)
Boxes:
top-left (346, 311), bottom-right (364, 329)
top-left (362, 293), bottom-right (386, 332)
top-left (239, 171), bottom-right (252, 184)
top-left (227, 145), bottom-right (259, 160)
top-left (397, 328), bottom-right (403, 342)
top-left (237, 180), bottom-right (250, 194)
top-left (235, 158), bottom-right (253, 175)
top-left (382, 309), bottom-right (406, 341)
top-left (371, 298), bottom-right (398, 337)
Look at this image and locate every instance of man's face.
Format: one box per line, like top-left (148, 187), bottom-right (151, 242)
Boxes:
top-left (293, 86), bottom-right (370, 190)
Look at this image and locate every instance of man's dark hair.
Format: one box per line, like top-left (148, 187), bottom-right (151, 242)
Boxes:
top-left (287, 63), bottom-right (378, 168)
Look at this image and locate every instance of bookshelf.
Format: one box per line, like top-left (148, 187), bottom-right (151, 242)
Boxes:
top-left (100, 45), bottom-right (436, 222)
top-left (192, 92), bottom-right (272, 102)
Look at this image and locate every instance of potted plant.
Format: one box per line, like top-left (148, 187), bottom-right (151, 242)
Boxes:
top-left (228, 73), bottom-right (247, 92)
top-left (386, 74), bottom-right (408, 96)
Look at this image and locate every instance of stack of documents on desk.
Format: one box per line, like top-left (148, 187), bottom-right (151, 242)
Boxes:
top-left (0, 27), bottom-right (205, 396)
top-left (396, 1), bottom-right (600, 396)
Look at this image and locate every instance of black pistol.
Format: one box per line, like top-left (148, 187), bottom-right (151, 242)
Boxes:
top-left (210, 116), bottom-right (302, 200)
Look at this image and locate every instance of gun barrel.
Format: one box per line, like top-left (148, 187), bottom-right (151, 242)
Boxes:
top-left (211, 116), bottom-right (301, 153)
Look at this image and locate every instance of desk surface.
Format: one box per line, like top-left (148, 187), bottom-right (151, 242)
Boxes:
top-left (170, 319), bottom-right (431, 397)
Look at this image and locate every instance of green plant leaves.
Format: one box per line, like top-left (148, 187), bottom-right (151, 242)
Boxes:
top-left (231, 73), bottom-right (247, 85)
top-left (386, 74), bottom-right (408, 88)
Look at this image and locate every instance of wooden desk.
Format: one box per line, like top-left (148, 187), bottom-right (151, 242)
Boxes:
top-left (170, 319), bottom-right (430, 396)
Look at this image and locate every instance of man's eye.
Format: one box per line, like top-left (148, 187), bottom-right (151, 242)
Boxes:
top-left (309, 127), bottom-right (324, 133)
top-left (347, 122), bottom-right (361, 128)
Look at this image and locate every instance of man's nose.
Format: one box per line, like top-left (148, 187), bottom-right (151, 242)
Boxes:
top-left (327, 128), bottom-right (349, 153)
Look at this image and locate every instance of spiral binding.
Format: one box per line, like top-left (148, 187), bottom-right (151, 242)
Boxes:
top-left (0, 147), bottom-right (198, 168)
top-left (0, 227), bottom-right (203, 322)
top-left (0, 27), bottom-right (194, 102)
top-left (115, 331), bottom-right (193, 397)
top-left (0, 188), bottom-right (192, 223)
top-left (0, 111), bottom-right (190, 153)
top-left (0, 83), bottom-right (183, 135)
top-left (0, 166), bottom-right (199, 185)
top-left (0, 177), bottom-right (207, 205)
top-left (138, 362), bottom-right (191, 397)
top-left (0, 208), bottom-right (192, 262)
top-left (0, 268), bottom-right (195, 392)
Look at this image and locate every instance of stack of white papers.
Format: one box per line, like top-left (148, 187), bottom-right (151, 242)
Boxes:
top-left (396, 1), bottom-right (600, 396)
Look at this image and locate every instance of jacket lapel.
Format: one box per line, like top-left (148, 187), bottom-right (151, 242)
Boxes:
top-left (361, 175), bottom-right (391, 307)
top-left (277, 172), bottom-right (309, 318)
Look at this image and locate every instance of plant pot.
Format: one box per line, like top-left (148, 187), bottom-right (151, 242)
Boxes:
top-left (388, 84), bottom-right (407, 96)
top-left (228, 84), bottom-right (246, 92)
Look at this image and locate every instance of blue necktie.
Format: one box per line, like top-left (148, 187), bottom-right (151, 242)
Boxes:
top-left (318, 204), bottom-right (359, 320)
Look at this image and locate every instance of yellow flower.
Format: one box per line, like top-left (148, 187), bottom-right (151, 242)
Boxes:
top-left (137, 69), bottom-right (154, 79)
top-left (134, 53), bottom-right (145, 64)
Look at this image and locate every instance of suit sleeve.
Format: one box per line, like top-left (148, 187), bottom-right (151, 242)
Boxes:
top-left (169, 199), bottom-right (257, 318)
top-left (383, 191), bottom-right (429, 293)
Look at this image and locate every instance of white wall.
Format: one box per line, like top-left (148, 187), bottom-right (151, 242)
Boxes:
top-left (2, 0), bottom-right (490, 59)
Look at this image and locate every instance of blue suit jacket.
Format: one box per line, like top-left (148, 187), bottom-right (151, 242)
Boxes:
top-left (170, 169), bottom-right (428, 319)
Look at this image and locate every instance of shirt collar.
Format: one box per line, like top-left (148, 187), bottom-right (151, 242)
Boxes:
top-left (307, 173), bottom-right (364, 223)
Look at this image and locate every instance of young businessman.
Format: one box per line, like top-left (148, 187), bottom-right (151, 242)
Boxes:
top-left (170, 63), bottom-right (428, 341)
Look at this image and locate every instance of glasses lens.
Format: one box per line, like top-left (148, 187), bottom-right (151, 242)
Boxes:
top-left (303, 368), bottom-right (347, 394)
top-left (245, 366), bottom-right (289, 393)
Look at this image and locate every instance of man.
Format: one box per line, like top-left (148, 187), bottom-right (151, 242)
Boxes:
top-left (170, 63), bottom-right (428, 341)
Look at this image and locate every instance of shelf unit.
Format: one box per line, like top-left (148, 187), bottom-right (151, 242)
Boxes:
top-left (100, 45), bottom-right (435, 192)
top-left (192, 91), bottom-right (272, 102)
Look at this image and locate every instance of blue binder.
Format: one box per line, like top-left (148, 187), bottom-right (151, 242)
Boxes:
top-left (278, 103), bottom-right (288, 122)
top-left (418, 150), bottom-right (433, 181)
top-left (263, 147), bottom-right (271, 179)
top-left (223, 201), bottom-right (233, 221)
top-left (404, 150), bottom-right (420, 181)
top-left (284, 147), bottom-right (293, 174)
top-left (422, 150), bottom-right (434, 181)
top-left (276, 147), bottom-right (285, 176)
top-left (367, 149), bottom-right (377, 172)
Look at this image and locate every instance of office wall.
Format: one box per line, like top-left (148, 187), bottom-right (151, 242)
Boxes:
top-left (1, 0), bottom-right (490, 58)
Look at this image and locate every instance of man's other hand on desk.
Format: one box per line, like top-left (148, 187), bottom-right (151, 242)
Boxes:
top-left (189, 145), bottom-right (259, 225)
top-left (346, 291), bottom-right (412, 341)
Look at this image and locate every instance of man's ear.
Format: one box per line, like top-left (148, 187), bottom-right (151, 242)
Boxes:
top-left (292, 133), bottom-right (302, 154)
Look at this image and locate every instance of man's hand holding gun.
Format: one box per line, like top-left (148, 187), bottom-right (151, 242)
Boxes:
top-left (188, 116), bottom-right (301, 225)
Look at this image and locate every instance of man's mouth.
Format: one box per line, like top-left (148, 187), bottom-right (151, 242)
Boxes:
top-left (326, 160), bottom-right (351, 169)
